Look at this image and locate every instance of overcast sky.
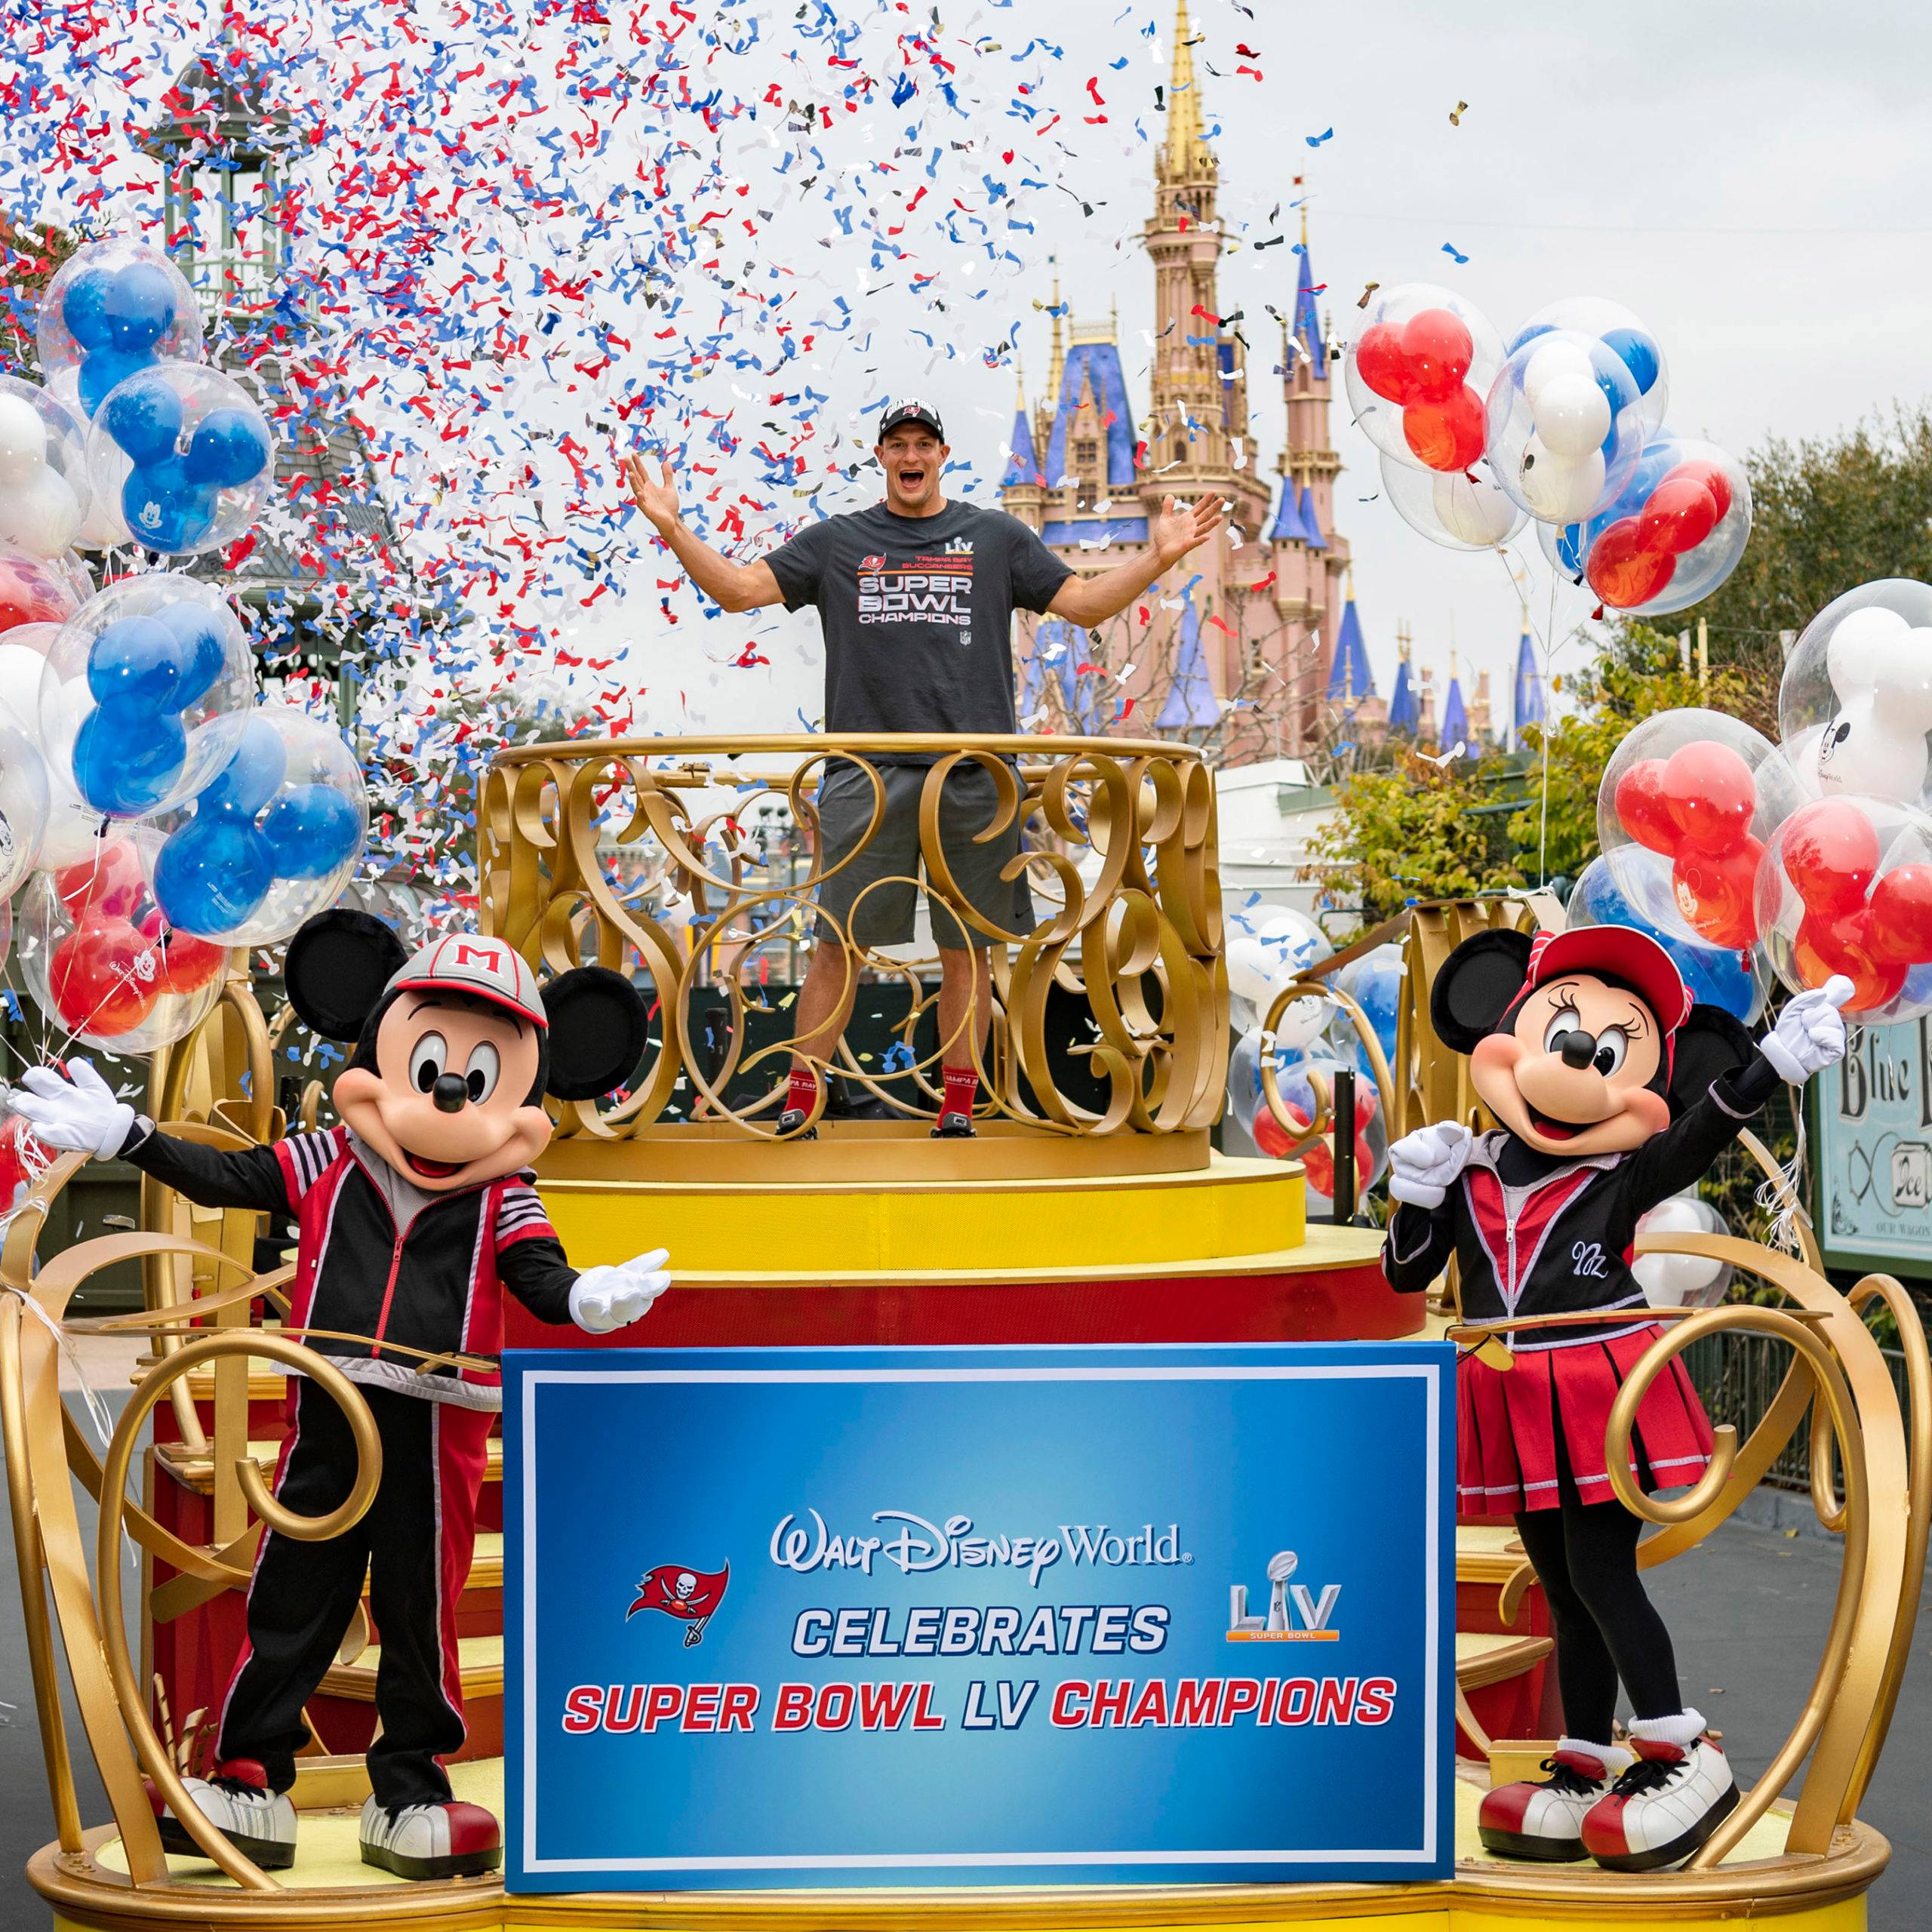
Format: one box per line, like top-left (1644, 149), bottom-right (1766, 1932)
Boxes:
top-left (679, 0), bottom-right (1932, 735)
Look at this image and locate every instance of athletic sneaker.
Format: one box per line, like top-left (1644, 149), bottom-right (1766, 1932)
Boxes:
top-left (1478, 1740), bottom-right (1632, 1862)
top-left (931, 1110), bottom-right (977, 1139)
top-left (777, 1106), bottom-right (818, 1140)
top-left (358, 1796), bottom-right (503, 1881)
top-left (152, 1759), bottom-right (297, 1869)
top-left (1582, 1732), bottom-right (1738, 1872)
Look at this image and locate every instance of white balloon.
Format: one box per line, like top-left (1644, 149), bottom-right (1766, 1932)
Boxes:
top-left (1824, 604), bottom-right (1913, 697)
top-left (36, 774), bottom-right (109, 871)
top-left (0, 641), bottom-right (48, 736)
top-left (1522, 338), bottom-right (1595, 407)
top-left (1633, 1192), bottom-right (1728, 1309)
top-left (1517, 438), bottom-right (1605, 523)
top-left (1270, 994), bottom-right (1326, 1051)
top-left (1430, 469), bottom-right (1522, 545)
top-left (0, 469), bottom-right (82, 558)
top-left (1226, 934), bottom-right (1278, 1006)
top-left (1531, 371), bottom-right (1612, 459)
top-left (1814, 694), bottom-right (1930, 803)
top-left (0, 394), bottom-right (47, 486)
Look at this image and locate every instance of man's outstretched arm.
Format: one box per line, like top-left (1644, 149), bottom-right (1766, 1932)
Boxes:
top-left (624, 456), bottom-right (784, 614)
top-left (1046, 493), bottom-right (1226, 627)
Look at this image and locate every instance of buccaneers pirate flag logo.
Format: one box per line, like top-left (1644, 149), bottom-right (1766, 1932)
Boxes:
top-left (627, 1562), bottom-right (729, 1646)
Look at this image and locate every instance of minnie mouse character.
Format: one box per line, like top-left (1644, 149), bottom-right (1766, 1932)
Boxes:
top-left (1383, 924), bottom-right (1850, 1872)
top-left (10, 911), bottom-right (672, 1882)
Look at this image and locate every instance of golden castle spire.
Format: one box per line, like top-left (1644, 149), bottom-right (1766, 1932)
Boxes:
top-left (1162, 0), bottom-right (1208, 178)
top-left (1046, 260), bottom-right (1066, 404)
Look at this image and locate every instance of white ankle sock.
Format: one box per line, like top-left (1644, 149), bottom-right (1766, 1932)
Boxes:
top-left (1629, 1708), bottom-right (1706, 1749)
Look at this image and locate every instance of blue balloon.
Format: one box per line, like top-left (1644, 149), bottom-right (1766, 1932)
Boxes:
top-left (263, 784), bottom-right (361, 878)
top-left (72, 701), bottom-right (186, 815)
top-left (61, 268), bottom-right (118, 352)
top-left (1903, 963), bottom-right (1932, 1010)
top-left (121, 460), bottom-right (218, 552)
top-left (154, 814), bottom-right (275, 934)
top-left (103, 263), bottom-right (177, 354)
top-left (103, 374), bottom-right (183, 466)
top-left (154, 601), bottom-right (228, 706)
top-left (1506, 321), bottom-right (1555, 357)
top-left (87, 616), bottom-right (184, 708)
top-left (205, 715), bottom-right (288, 817)
top-left (1555, 521), bottom-right (1585, 575)
top-left (1569, 857), bottom-right (1760, 1023)
top-left (78, 346), bottom-right (154, 417)
top-left (1603, 326), bottom-right (1661, 396)
top-left (183, 408), bottom-right (270, 488)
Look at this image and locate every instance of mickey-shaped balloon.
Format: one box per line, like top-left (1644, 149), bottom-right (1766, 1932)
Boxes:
top-left (35, 238), bottom-right (203, 419)
top-left (1810, 606), bottom-right (1932, 804)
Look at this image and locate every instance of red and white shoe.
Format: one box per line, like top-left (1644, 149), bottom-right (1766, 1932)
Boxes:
top-left (1582, 1717), bottom-right (1738, 1872)
top-left (1478, 1740), bottom-right (1633, 1862)
top-left (150, 1758), bottom-right (297, 1869)
top-left (358, 1797), bottom-right (503, 1881)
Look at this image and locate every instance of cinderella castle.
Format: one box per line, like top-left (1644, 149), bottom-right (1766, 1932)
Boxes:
top-left (998, 2), bottom-right (1546, 764)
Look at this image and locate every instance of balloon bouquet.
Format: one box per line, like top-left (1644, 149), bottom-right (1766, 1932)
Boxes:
top-left (0, 234), bottom-right (368, 1156)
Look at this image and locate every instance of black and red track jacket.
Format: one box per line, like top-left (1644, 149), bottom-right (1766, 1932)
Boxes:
top-left (120, 1120), bottom-right (577, 1410)
top-left (1381, 1060), bottom-right (1777, 1349)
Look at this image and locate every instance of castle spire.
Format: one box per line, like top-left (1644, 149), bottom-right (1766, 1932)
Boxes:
top-left (1047, 260), bottom-right (1066, 405)
top-left (1163, 0), bottom-right (1208, 177)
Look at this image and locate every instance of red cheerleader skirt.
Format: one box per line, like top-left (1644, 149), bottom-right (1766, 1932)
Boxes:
top-left (1457, 1324), bottom-right (1714, 1517)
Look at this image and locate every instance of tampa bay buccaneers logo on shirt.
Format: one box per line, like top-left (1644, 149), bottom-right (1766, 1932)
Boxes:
top-left (628, 1561), bottom-right (729, 1646)
top-left (855, 544), bottom-right (975, 633)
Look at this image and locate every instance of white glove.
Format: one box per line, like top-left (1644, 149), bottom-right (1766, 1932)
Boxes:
top-left (6, 1060), bottom-right (135, 1160)
top-left (569, 1248), bottom-right (672, 1334)
top-left (1386, 1121), bottom-right (1475, 1208)
top-left (1761, 974), bottom-right (1855, 1084)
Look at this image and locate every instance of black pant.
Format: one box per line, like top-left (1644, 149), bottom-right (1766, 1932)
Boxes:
top-left (216, 1380), bottom-right (491, 1807)
top-left (1514, 1468), bottom-right (1684, 1743)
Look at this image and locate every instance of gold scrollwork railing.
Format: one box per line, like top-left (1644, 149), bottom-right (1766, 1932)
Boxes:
top-left (478, 734), bottom-right (1227, 1140)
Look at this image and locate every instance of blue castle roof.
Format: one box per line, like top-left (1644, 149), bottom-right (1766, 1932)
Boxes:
top-left (1269, 474), bottom-right (1309, 543)
top-left (1441, 676), bottom-right (1469, 747)
top-left (1294, 240), bottom-right (1324, 373)
top-left (1156, 598), bottom-right (1220, 729)
top-left (1325, 595), bottom-right (1374, 704)
top-left (1298, 483), bottom-right (1326, 550)
top-left (1044, 340), bottom-right (1139, 488)
top-left (1386, 655), bottom-right (1418, 734)
top-left (1512, 629), bottom-right (1546, 747)
top-left (1002, 405), bottom-right (1038, 488)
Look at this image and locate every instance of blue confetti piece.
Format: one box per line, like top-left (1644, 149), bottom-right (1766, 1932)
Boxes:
top-left (1305, 128), bottom-right (1334, 147)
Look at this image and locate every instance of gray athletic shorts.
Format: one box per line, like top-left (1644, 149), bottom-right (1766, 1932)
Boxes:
top-left (811, 760), bottom-right (1035, 951)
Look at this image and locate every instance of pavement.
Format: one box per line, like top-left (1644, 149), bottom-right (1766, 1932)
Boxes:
top-left (0, 1367), bottom-right (1925, 1928)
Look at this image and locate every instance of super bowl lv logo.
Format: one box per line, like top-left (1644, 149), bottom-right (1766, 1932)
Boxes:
top-left (1226, 1549), bottom-right (1341, 1642)
top-left (628, 1561), bottom-right (729, 1647)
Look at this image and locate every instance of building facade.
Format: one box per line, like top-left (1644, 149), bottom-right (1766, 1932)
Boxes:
top-left (1000, 0), bottom-right (1361, 764)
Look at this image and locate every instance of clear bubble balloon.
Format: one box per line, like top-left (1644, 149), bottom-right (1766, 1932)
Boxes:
top-left (1633, 1190), bottom-right (1732, 1309)
top-left (1345, 282), bottom-right (1505, 475)
top-left (1225, 903), bottom-right (1332, 1032)
top-left (0, 377), bottom-right (93, 559)
top-left (1598, 708), bottom-right (1798, 953)
top-left (1484, 329), bottom-right (1647, 525)
top-left (39, 573), bottom-right (255, 819)
top-left (144, 706), bottom-right (368, 944)
top-left (0, 620), bottom-right (57, 738)
top-left (1379, 451), bottom-right (1525, 551)
top-left (85, 363), bottom-right (272, 558)
top-left (1777, 580), bottom-right (1932, 811)
top-left (1243, 1043), bottom-right (1389, 1205)
top-left (18, 836), bottom-right (226, 1053)
top-left (0, 719), bottom-right (49, 898)
top-left (1566, 851), bottom-right (1767, 1024)
top-left (1334, 943), bottom-right (1405, 1063)
top-left (35, 236), bottom-right (204, 420)
top-left (0, 549), bottom-right (81, 637)
top-left (1508, 298), bottom-right (1669, 440)
top-left (1755, 792), bottom-right (1932, 1022)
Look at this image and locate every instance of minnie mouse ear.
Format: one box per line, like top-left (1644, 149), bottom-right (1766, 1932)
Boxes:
top-left (542, 966), bottom-right (648, 1102)
top-left (285, 910), bottom-right (408, 1043)
top-left (1429, 928), bottom-right (1536, 1054)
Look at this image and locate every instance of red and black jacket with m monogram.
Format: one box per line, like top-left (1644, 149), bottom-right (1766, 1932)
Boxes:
top-left (1381, 1063), bottom-right (1775, 1347)
top-left (117, 1121), bottom-right (576, 1409)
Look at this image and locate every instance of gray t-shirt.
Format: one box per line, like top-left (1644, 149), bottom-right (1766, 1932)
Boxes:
top-left (764, 500), bottom-right (1072, 740)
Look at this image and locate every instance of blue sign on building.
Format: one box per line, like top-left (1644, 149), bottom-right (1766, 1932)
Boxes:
top-left (504, 1343), bottom-right (1454, 1893)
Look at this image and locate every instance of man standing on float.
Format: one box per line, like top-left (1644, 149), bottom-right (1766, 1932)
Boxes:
top-left (626, 401), bottom-right (1223, 1138)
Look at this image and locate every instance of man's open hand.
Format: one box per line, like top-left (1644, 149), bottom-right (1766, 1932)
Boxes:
top-left (624, 454), bottom-right (681, 537)
top-left (1152, 493), bottom-right (1227, 568)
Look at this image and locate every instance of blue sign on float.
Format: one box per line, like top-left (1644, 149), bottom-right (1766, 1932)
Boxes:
top-left (503, 1343), bottom-right (1454, 1892)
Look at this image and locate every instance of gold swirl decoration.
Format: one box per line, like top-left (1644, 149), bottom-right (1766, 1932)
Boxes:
top-left (478, 734), bottom-right (1227, 1139)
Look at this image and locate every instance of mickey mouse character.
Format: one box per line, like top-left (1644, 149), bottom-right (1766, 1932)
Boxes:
top-left (9, 911), bottom-right (672, 1882)
top-left (1382, 924), bottom-right (1850, 1873)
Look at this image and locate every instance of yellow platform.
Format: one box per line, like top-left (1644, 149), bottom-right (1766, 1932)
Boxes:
top-left (45, 1764), bottom-right (1884, 1930)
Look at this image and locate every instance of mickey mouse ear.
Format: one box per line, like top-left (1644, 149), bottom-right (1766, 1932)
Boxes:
top-left (284, 910), bottom-right (408, 1042)
top-left (542, 966), bottom-right (648, 1102)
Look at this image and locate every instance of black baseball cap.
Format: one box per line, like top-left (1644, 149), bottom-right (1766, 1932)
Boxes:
top-left (878, 398), bottom-right (945, 441)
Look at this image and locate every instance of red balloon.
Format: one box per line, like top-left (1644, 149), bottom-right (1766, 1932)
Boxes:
top-left (0, 1115), bottom-right (48, 1210)
top-left (0, 555), bottom-right (77, 635)
top-left (1782, 798), bottom-right (1881, 915)
top-left (1298, 1131), bottom-right (1375, 1198)
top-left (1401, 386), bottom-right (1486, 472)
top-left (1795, 907), bottom-right (1905, 1014)
top-left (1586, 518), bottom-right (1677, 610)
top-left (1662, 459), bottom-right (1733, 525)
top-left (49, 916), bottom-right (160, 1036)
top-left (1637, 476), bottom-right (1719, 558)
top-left (1355, 323), bottom-right (1419, 406)
top-left (1868, 863), bottom-right (1932, 965)
top-left (1614, 758), bottom-right (1679, 855)
top-left (1661, 740), bottom-right (1756, 855)
top-left (54, 841), bottom-right (146, 921)
top-left (1253, 1106), bottom-right (1297, 1159)
top-left (1398, 309), bottom-right (1474, 403)
top-left (138, 911), bottom-right (227, 994)
top-left (1672, 836), bottom-right (1764, 948)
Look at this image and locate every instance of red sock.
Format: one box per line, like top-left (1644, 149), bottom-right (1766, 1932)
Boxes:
top-left (787, 1067), bottom-right (820, 1116)
top-left (943, 1066), bottom-right (979, 1120)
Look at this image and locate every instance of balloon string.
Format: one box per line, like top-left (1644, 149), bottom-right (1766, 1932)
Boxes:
top-left (1755, 1092), bottom-right (1810, 1259)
